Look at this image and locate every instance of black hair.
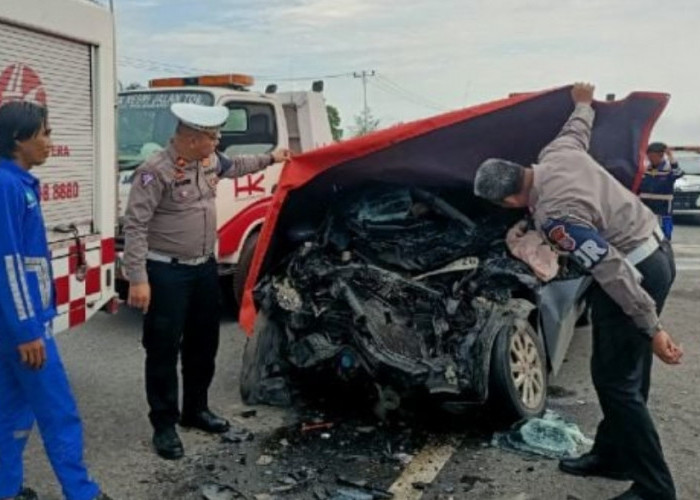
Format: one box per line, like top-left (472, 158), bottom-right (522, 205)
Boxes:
top-left (0, 101), bottom-right (49, 160)
top-left (646, 142), bottom-right (667, 154)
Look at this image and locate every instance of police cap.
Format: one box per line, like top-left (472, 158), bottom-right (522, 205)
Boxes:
top-left (171, 102), bottom-right (229, 132)
top-left (647, 142), bottom-right (667, 154)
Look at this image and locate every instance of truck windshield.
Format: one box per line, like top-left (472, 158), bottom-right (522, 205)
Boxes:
top-left (118, 90), bottom-right (278, 171)
top-left (118, 91), bottom-right (214, 170)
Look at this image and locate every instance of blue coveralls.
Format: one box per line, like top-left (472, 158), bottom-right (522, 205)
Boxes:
top-left (0, 159), bottom-right (99, 500)
top-left (638, 160), bottom-right (684, 240)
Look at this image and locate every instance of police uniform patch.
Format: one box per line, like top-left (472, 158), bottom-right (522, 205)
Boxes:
top-left (542, 219), bottom-right (609, 269)
top-left (141, 172), bottom-right (155, 186)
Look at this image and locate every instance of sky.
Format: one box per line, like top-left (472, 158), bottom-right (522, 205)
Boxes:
top-left (111, 0), bottom-right (700, 143)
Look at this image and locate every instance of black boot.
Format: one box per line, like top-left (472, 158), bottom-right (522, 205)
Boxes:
top-left (180, 409), bottom-right (230, 434)
top-left (153, 427), bottom-right (184, 460)
top-left (559, 452), bottom-right (630, 481)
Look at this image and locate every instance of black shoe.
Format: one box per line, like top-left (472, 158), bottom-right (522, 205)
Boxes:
top-left (180, 410), bottom-right (230, 434)
top-left (559, 452), bottom-right (630, 481)
top-left (94, 494), bottom-right (114, 500)
top-left (153, 427), bottom-right (184, 460)
top-left (609, 488), bottom-right (645, 500)
top-left (15, 487), bottom-right (39, 500)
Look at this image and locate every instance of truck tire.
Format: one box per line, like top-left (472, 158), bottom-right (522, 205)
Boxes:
top-left (489, 321), bottom-right (547, 423)
top-left (233, 230), bottom-right (260, 308)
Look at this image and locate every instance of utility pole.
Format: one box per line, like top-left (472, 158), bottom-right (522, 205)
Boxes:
top-left (353, 70), bottom-right (375, 129)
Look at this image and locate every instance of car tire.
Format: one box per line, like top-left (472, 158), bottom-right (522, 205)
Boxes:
top-left (489, 320), bottom-right (547, 423)
top-left (233, 230), bottom-right (260, 308)
top-left (239, 311), bottom-right (291, 406)
top-left (240, 326), bottom-right (262, 404)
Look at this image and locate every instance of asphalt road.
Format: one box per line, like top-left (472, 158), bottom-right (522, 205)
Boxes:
top-left (22, 218), bottom-right (700, 500)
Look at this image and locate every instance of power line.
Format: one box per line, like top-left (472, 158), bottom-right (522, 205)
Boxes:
top-left (375, 73), bottom-right (448, 111)
top-left (369, 78), bottom-right (445, 112)
top-left (118, 56), bottom-right (355, 83)
top-left (255, 72), bottom-right (354, 82)
top-left (369, 80), bottom-right (442, 112)
top-left (117, 56), bottom-right (450, 113)
top-left (118, 56), bottom-right (216, 75)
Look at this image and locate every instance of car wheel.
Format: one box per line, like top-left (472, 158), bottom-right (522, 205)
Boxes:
top-left (489, 321), bottom-right (547, 422)
top-left (239, 311), bottom-right (291, 406)
top-left (233, 230), bottom-right (260, 308)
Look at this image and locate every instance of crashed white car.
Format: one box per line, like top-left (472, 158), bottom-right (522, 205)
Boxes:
top-left (238, 86), bottom-right (669, 423)
top-left (672, 148), bottom-right (700, 215)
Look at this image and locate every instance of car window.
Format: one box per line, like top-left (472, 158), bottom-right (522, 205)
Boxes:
top-left (677, 154), bottom-right (700, 175)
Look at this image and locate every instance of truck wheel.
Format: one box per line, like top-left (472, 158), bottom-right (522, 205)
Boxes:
top-left (489, 321), bottom-right (547, 423)
top-left (233, 230), bottom-right (260, 308)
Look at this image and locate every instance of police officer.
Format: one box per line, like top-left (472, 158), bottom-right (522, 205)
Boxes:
top-left (0, 102), bottom-right (111, 500)
top-left (123, 103), bottom-right (289, 460)
top-left (639, 142), bottom-right (684, 240)
top-left (473, 83), bottom-right (682, 500)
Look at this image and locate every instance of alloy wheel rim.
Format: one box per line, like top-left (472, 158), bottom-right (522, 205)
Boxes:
top-left (509, 329), bottom-right (545, 410)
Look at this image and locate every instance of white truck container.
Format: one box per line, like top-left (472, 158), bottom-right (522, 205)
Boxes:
top-left (116, 74), bottom-right (333, 304)
top-left (0, 0), bottom-right (118, 332)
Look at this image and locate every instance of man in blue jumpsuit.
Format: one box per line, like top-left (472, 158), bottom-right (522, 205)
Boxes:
top-left (639, 142), bottom-right (684, 240)
top-left (0, 101), bottom-right (110, 500)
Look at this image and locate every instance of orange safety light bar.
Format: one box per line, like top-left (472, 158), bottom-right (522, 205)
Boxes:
top-left (149, 73), bottom-right (255, 89)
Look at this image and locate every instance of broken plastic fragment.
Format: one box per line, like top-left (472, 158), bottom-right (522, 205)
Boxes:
top-left (256, 454), bottom-right (274, 466)
top-left (331, 489), bottom-right (373, 500)
top-left (414, 256), bottom-right (480, 281)
top-left (393, 452), bottom-right (414, 465)
top-left (201, 483), bottom-right (244, 500)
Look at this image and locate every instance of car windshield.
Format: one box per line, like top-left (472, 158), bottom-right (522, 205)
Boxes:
top-left (677, 154), bottom-right (700, 175)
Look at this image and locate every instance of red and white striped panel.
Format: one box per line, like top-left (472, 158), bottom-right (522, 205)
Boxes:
top-left (51, 237), bottom-right (115, 333)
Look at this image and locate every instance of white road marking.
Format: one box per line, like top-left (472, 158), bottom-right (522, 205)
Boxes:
top-left (676, 265), bottom-right (700, 272)
top-left (388, 440), bottom-right (456, 499)
top-left (671, 244), bottom-right (700, 251)
top-left (672, 244), bottom-right (700, 256)
top-left (675, 257), bottom-right (700, 272)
